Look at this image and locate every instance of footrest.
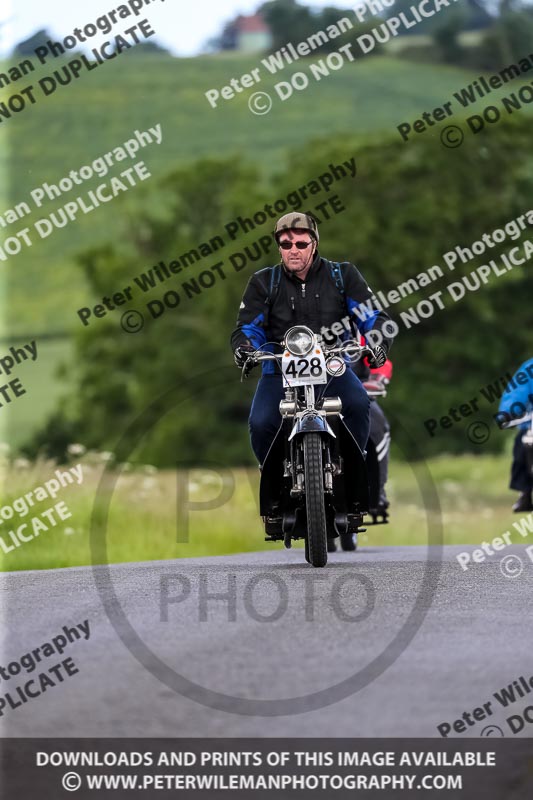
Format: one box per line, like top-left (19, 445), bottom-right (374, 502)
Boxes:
top-left (264, 516), bottom-right (283, 536)
top-left (347, 513), bottom-right (364, 533)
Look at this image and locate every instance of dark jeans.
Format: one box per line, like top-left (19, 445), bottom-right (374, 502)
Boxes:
top-left (249, 372), bottom-right (370, 464)
top-left (510, 431), bottom-right (533, 493)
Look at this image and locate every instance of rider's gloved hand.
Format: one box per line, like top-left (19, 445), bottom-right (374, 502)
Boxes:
top-left (367, 345), bottom-right (387, 369)
top-left (234, 343), bottom-right (255, 368)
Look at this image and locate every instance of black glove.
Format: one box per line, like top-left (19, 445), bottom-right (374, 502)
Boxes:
top-left (234, 344), bottom-right (255, 368)
top-left (367, 345), bottom-right (387, 369)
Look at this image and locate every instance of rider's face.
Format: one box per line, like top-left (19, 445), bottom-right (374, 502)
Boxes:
top-left (279, 230), bottom-right (316, 276)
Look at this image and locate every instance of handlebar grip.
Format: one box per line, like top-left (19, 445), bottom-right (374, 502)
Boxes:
top-left (241, 355), bottom-right (258, 378)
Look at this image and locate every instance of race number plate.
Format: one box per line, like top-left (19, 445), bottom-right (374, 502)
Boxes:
top-left (281, 350), bottom-right (328, 386)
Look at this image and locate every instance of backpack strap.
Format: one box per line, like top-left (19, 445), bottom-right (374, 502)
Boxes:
top-left (327, 260), bottom-right (359, 338)
top-left (262, 263), bottom-right (282, 329)
top-left (328, 260), bottom-right (345, 300)
top-left (268, 260), bottom-right (344, 305)
top-left (265, 260), bottom-right (356, 335)
top-left (268, 264), bottom-right (282, 305)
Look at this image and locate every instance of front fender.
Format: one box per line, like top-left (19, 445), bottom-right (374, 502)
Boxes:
top-left (288, 412), bottom-right (336, 441)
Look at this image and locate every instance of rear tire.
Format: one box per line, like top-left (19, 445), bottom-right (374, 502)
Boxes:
top-left (340, 533), bottom-right (356, 551)
top-left (303, 434), bottom-right (327, 567)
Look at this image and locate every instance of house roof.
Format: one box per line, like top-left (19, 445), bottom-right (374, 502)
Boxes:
top-left (235, 14), bottom-right (269, 34)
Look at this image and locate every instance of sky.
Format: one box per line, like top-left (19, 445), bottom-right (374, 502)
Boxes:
top-left (0, 0), bottom-right (360, 58)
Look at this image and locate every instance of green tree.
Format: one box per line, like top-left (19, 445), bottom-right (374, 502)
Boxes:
top-left (433, 9), bottom-right (467, 63)
top-left (13, 28), bottom-right (55, 57)
top-left (259, 0), bottom-right (316, 50)
top-left (479, 7), bottom-right (533, 66)
top-left (122, 40), bottom-right (171, 56)
top-left (389, 0), bottom-right (492, 35)
top-left (27, 158), bottom-right (267, 466)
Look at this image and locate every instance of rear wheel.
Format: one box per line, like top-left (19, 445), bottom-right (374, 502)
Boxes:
top-left (303, 434), bottom-right (327, 567)
top-left (340, 533), bottom-right (356, 551)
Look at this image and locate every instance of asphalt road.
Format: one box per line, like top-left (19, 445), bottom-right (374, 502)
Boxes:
top-left (1, 545), bottom-right (532, 737)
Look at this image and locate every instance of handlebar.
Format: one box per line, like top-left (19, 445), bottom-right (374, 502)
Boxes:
top-left (500, 412), bottom-right (533, 429)
top-left (240, 340), bottom-right (374, 379)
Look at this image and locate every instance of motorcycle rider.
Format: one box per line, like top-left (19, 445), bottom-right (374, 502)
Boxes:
top-left (498, 357), bottom-right (533, 512)
top-left (230, 212), bottom-right (395, 466)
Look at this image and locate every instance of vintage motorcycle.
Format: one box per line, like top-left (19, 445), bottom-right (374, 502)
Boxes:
top-left (241, 325), bottom-right (375, 567)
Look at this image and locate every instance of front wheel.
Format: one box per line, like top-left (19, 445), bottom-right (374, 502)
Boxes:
top-left (303, 433), bottom-right (327, 567)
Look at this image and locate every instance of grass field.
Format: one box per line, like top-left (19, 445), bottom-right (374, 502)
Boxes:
top-left (3, 338), bottom-right (73, 449)
top-left (0, 451), bottom-right (525, 573)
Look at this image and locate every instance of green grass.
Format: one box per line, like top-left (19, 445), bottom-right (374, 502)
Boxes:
top-left (3, 338), bottom-right (73, 449)
top-left (0, 453), bottom-right (528, 573)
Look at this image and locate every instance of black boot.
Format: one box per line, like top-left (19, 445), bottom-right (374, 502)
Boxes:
top-left (512, 492), bottom-right (533, 513)
top-left (327, 537), bottom-right (337, 553)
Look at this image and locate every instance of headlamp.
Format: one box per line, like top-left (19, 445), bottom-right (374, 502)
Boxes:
top-left (284, 326), bottom-right (314, 357)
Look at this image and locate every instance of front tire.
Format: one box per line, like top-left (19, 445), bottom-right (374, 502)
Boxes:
top-left (303, 433), bottom-right (327, 567)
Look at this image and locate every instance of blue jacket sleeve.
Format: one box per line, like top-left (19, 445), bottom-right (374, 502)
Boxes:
top-left (342, 263), bottom-right (395, 352)
top-left (230, 273), bottom-right (268, 352)
top-left (498, 359), bottom-right (533, 429)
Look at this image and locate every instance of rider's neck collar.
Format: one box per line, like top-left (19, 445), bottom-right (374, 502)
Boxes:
top-left (281, 250), bottom-right (321, 283)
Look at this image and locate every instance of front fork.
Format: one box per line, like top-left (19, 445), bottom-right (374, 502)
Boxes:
top-left (284, 384), bottom-right (337, 498)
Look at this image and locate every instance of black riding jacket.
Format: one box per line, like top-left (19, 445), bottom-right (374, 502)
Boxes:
top-left (230, 252), bottom-right (394, 374)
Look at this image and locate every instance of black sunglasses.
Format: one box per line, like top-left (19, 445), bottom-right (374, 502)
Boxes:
top-left (279, 240), bottom-right (313, 250)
